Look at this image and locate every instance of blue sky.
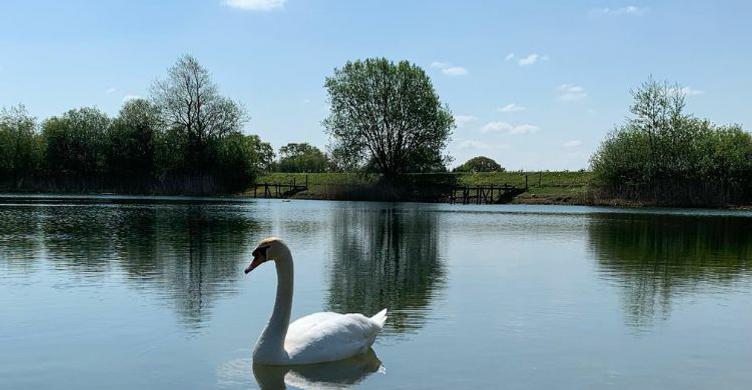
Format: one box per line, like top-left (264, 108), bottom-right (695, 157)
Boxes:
top-left (1, 0), bottom-right (750, 170)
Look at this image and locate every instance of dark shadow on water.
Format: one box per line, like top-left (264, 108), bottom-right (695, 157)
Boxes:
top-left (326, 205), bottom-right (446, 335)
top-left (252, 349), bottom-right (382, 390)
top-left (588, 213), bottom-right (752, 328)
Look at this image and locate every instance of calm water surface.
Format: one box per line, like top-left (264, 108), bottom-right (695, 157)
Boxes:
top-left (1, 197), bottom-right (751, 389)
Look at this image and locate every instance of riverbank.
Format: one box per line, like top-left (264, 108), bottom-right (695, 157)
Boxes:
top-left (253, 172), bottom-right (593, 205)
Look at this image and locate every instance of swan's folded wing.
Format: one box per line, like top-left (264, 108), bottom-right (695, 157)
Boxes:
top-left (285, 313), bottom-right (382, 364)
top-left (286, 312), bottom-right (342, 340)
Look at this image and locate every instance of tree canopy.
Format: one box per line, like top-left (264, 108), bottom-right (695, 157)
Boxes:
top-left (453, 156), bottom-right (504, 173)
top-left (324, 58), bottom-right (454, 177)
top-left (277, 143), bottom-right (329, 172)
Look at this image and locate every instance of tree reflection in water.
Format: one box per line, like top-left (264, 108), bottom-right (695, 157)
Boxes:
top-left (588, 213), bottom-right (752, 328)
top-left (326, 205), bottom-right (446, 335)
top-left (0, 202), bottom-right (261, 328)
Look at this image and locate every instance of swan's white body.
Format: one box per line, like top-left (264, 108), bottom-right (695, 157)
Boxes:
top-left (250, 238), bottom-right (387, 366)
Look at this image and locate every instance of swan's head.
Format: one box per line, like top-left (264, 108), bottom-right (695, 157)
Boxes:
top-left (244, 237), bottom-right (286, 274)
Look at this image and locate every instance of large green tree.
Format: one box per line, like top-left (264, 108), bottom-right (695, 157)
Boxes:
top-left (324, 58), bottom-right (454, 177)
top-left (277, 142), bottom-right (329, 172)
top-left (106, 98), bottom-right (161, 178)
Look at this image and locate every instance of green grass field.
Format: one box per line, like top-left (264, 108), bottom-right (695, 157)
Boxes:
top-left (255, 171), bottom-right (593, 203)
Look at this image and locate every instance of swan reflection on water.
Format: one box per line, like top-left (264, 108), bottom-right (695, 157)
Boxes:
top-left (252, 349), bottom-right (383, 389)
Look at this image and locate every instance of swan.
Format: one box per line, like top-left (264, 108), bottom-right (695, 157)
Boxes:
top-left (244, 237), bottom-right (387, 366)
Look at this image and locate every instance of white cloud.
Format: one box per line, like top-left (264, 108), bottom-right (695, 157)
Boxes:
top-left (302, 99), bottom-right (311, 104)
top-left (454, 115), bottom-right (478, 127)
top-left (481, 121), bottom-right (540, 135)
top-left (122, 95), bottom-right (141, 103)
top-left (590, 6), bottom-right (648, 16)
top-left (563, 140), bottom-right (583, 148)
top-left (442, 66), bottom-right (468, 76)
top-left (498, 103), bottom-right (525, 113)
top-left (557, 84), bottom-right (587, 101)
top-left (431, 61), bottom-right (468, 76)
top-left (456, 139), bottom-right (510, 150)
top-left (223, 0), bottom-right (286, 11)
top-left (105, 87), bottom-right (117, 94)
top-left (678, 86), bottom-right (704, 96)
top-left (505, 53), bottom-right (548, 66)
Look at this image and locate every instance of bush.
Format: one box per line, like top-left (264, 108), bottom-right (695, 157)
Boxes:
top-left (453, 156), bottom-right (504, 173)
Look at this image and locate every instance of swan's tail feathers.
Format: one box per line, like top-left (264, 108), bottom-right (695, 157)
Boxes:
top-left (371, 308), bottom-right (388, 328)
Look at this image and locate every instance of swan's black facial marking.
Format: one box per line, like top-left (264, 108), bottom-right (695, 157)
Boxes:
top-left (252, 244), bottom-right (270, 260)
top-left (245, 243), bottom-right (271, 274)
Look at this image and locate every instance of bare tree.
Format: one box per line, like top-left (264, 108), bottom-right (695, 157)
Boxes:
top-left (151, 55), bottom-right (246, 169)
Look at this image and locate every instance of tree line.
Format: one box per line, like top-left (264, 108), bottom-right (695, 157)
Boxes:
top-left (1, 56), bottom-right (460, 193)
top-left (0, 55), bottom-right (273, 193)
top-left (3, 54), bottom-right (751, 205)
top-left (590, 78), bottom-right (752, 205)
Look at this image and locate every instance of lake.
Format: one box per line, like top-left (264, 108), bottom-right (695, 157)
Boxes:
top-left (1, 196), bottom-right (751, 389)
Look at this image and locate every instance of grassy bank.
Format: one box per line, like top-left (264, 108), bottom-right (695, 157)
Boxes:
top-left (253, 171), bottom-right (592, 204)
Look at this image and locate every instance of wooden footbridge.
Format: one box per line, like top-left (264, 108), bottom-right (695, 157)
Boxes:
top-left (447, 183), bottom-right (527, 204)
top-left (252, 177), bottom-right (308, 199)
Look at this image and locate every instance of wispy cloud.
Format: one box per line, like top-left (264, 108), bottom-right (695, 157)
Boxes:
top-left (590, 5), bottom-right (648, 16)
top-left (456, 139), bottom-right (510, 150)
top-left (557, 84), bottom-right (587, 101)
top-left (563, 140), bottom-right (582, 148)
top-left (105, 87), bottom-right (117, 94)
top-left (122, 95), bottom-right (141, 103)
top-left (431, 61), bottom-right (468, 76)
top-left (677, 86), bottom-right (704, 96)
top-left (505, 53), bottom-right (549, 66)
top-left (481, 121), bottom-right (539, 135)
top-left (498, 103), bottom-right (525, 113)
top-left (454, 115), bottom-right (478, 127)
top-left (223, 0), bottom-right (286, 11)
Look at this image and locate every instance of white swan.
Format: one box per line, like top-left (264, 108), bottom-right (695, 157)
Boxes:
top-left (244, 237), bottom-right (387, 366)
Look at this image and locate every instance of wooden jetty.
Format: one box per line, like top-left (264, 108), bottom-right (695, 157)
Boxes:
top-left (252, 177), bottom-right (308, 199)
top-left (447, 183), bottom-right (527, 204)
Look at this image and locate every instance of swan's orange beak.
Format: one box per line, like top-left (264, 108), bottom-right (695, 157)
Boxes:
top-left (244, 257), bottom-right (263, 274)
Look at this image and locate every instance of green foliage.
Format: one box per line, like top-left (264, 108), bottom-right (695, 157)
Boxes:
top-left (453, 156), bottom-right (504, 173)
top-left (590, 78), bottom-right (752, 205)
top-left (106, 99), bottom-right (160, 178)
top-left (324, 58), bottom-right (454, 177)
top-left (0, 105), bottom-right (43, 179)
top-left (42, 107), bottom-right (110, 177)
top-left (213, 133), bottom-right (266, 191)
top-left (0, 56), bottom-right (271, 194)
top-left (277, 143), bottom-right (329, 173)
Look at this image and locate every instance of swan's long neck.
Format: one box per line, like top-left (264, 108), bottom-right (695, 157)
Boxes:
top-left (253, 245), bottom-right (293, 363)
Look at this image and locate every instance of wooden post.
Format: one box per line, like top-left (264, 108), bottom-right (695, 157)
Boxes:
top-left (525, 175), bottom-right (529, 190)
top-left (538, 172), bottom-right (542, 187)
